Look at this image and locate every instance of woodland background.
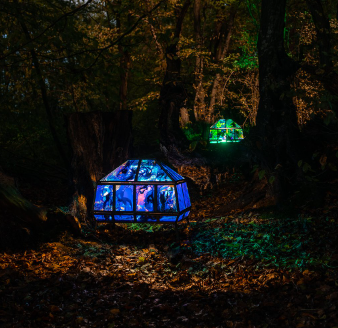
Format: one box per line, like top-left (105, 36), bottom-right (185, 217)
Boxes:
top-left (1, 0), bottom-right (338, 327)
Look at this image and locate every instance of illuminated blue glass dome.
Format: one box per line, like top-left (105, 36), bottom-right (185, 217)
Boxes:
top-left (93, 160), bottom-right (191, 223)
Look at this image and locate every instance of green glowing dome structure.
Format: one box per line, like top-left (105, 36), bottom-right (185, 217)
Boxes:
top-left (209, 119), bottom-right (244, 144)
top-left (93, 159), bottom-right (191, 224)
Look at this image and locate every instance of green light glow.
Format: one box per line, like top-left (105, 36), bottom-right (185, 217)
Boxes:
top-left (209, 119), bottom-right (244, 144)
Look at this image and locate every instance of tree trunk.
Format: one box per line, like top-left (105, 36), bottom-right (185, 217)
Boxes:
top-left (206, 5), bottom-right (236, 124)
top-left (305, 0), bottom-right (332, 69)
top-left (118, 47), bottom-right (131, 110)
top-left (302, 0), bottom-right (338, 115)
top-left (193, 0), bottom-right (206, 122)
top-left (159, 0), bottom-right (191, 152)
top-left (66, 110), bottom-right (133, 222)
top-left (0, 170), bottom-right (47, 250)
top-left (255, 0), bottom-right (301, 204)
top-left (16, 6), bottom-right (69, 168)
top-left (117, 12), bottom-right (131, 111)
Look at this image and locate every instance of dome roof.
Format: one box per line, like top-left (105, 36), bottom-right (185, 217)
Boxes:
top-left (101, 159), bottom-right (184, 182)
top-left (210, 119), bottom-right (241, 129)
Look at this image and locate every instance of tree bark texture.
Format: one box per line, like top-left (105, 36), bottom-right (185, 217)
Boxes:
top-left (255, 0), bottom-right (301, 204)
top-left (159, 0), bottom-right (191, 151)
top-left (66, 110), bottom-right (133, 221)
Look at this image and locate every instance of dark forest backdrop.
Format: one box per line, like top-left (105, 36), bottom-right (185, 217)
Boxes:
top-left (2, 2), bottom-right (338, 327)
top-left (0, 0), bottom-right (338, 242)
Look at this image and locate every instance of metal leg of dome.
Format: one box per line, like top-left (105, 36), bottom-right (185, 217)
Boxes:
top-left (175, 221), bottom-right (180, 244)
top-left (93, 219), bottom-right (98, 231)
top-left (109, 217), bottom-right (116, 231)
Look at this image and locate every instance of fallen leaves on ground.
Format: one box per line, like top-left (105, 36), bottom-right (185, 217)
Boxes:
top-left (1, 186), bottom-right (338, 327)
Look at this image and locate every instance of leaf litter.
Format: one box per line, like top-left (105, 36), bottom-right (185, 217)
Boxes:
top-left (1, 185), bottom-right (338, 327)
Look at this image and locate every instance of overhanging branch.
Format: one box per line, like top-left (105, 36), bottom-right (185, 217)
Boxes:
top-left (0, 0), bottom-right (94, 60)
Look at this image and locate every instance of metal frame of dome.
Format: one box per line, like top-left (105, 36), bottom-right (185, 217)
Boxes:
top-left (92, 159), bottom-right (191, 224)
top-left (209, 119), bottom-right (244, 144)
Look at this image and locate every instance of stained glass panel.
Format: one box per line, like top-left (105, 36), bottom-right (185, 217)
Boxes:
top-left (94, 185), bottom-right (114, 211)
top-left (137, 160), bottom-right (171, 181)
top-left (177, 213), bottom-right (184, 222)
top-left (159, 216), bottom-right (178, 222)
top-left (136, 215), bottom-right (158, 223)
top-left (116, 185), bottom-right (134, 211)
top-left (94, 159), bottom-right (191, 224)
top-left (157, 185), bottom-right (177, 212)
top-left (136, 185), bottom-right (154, 212)
top-left (102, 160), bottom-right (139, 181)
top-left (234, 128), bottom-right (244, 140)
top-left (176, 183), bottom-right (186, 211)
top-left (182, 183), bottom-right (191, 208)
top-left (161, 164), bottom-right (184, 181)
top-left (114, 215), bottom-right (134, 221)
top-left (209, 119), bottom-right (244, 143)
top-left (94, 215), bottom-right (112, 221)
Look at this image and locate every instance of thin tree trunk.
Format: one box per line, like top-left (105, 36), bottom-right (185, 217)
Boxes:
top-left (207, 4), bottom-right (236, 124)
top-left (118, 47), bottom-right (131, 110)
top-left (16, 8), bottom-right (69, 168)
top-left (193, 0), bottom-right (205, 122)
top-left (305, 0), bottom-right (332, 69)
top-left (117, 13), bottom-right (131, 111)
top-left (303, 0), bottom-right (338, 115)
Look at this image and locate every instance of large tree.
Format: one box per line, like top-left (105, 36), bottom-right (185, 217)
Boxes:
top-left (254, 0), bottom-right (301, 204)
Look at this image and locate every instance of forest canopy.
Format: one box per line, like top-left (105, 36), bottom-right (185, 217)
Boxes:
top-left (0, 0), bottom-right (338, 205)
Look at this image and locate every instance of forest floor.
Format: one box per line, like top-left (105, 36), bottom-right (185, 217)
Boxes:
top-left (1, 182), bottom-right (338, 328)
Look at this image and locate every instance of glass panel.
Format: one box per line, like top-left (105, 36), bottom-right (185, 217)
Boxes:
top-left (101, 160), bottom-right (139, 181)
top-left (209, 129), bottom-right (218, 143)
top-left (94, 215), bottom-right (112, 221)
top-left (157, 185), bottom-right (177, 212)
top-left (137, 160), bottom-right (171, 181)
top-left (226, 128), bottom-right (235, 141)
top-left (94, 185), bottom-right (114, 211)
top-left (136, 185), bottom-right (154, 212)
top-left (225, 119), bottom-right (240, 129)
top-left (136, 215), bottom-right (158, 223)
top-left (176, 183), bottom-right (186, 211)
top-left (234, 128), bottom-right (244, 140)
top-left (182, 183), bottom-right (191, 208)
top-left (210, 120), bottom-right (243, 142)
top-left (177, 213), bottom-right (185, 222)
top-left (211, 119), bottom-right (226, 129)
top-left (159, 216), bottom-right (178, 222)
top-left (218, 130), bottom-right (227, 142)
top-left (116, 185), bottom-right (134, 211)
top-left (114, 215), bottom-right (134, 221)
top-left (211, 119), bottom-right (241, 129)
top-left (161, 164), bottom-right (184, 181)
